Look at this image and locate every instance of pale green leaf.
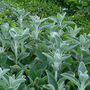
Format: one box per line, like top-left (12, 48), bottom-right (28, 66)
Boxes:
top-left (78, 61), bottom-right (87, 74)
top-left (62, 21), bottom-right (75, 25)
top-left (11, 79), bottom-right (26, 87)
top-left (0, 80), bottom-right (8, 89)
top-left (0, 68), bottom-right (10, 78)
top-left (46, 70), bottom-right (58, 90)
top-left (47, 84), bottom-right (55, 90)
top-left (61, 73), bottom-right (80, 86)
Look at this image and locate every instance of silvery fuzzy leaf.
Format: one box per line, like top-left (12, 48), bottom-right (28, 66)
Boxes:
top-left (50, 32), bottom-right (59, 37)
top-left (79, 73), bottom-right (89, 82)
top-left (23, 28), bottom-right (29, 35)
top-left (57, 13), bottom-right (62, 22)
top-left (78, 62), bottom-right (87, 75)
top-left (80, 35), bottom-right (86, 45)
top-left (61, 73), bottom-right (80, 87)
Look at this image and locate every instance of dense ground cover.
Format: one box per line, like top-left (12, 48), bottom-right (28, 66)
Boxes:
top-left (0, 0), bottom-right (90, 90)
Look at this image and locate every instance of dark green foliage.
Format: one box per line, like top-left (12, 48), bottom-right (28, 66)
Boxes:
top-left (14, 0), bottom-right (62, 18)
top-left (68, 6), bottom-right (90, 34)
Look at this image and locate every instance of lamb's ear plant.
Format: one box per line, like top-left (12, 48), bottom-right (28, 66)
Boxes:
top-left (29, 15), bottom-right (47, 40)
top-left (43, 35), bottom-right (78, 81)
top-left (0, 23), bottom-right (10, 55)
top-left (26, 62), bottom-right (47, 90)
top-left (61, 61), bottom-right (90, 90)
top-left (48, 12), bottom-right (75, 36)
top-left (67, 33), bottom-right (90, 61)
top-left (13, 8), bottom-right (31, 54)
top-left (13, 7), bottom-right (30, 29)
top-left (66, 25), bottom-right (82, 37)
top-left (41, 70), bottom-right (67, 90)
top-left (0, 68), bottom-right (9, 78)
top-left (28, 15), bottom-right (48, 50)
top-left (8, 27), bottom-right (30, 64)
top-left (0, 74), bottom-right (26, 90)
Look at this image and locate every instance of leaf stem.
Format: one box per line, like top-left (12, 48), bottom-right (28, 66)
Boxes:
top-left (55, 71), bottom-right (57, 81)
top-left (15, 41), bottom-right (18, 64)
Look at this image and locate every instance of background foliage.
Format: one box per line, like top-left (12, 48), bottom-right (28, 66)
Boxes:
top-left (0, 0), bottom-right (90, 90)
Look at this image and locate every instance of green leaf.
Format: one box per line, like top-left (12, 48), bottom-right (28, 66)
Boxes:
top-left (73, 26), bottom-right (82, 36)
top-left (55, 35), bottom-right (62, 47)
top-left (65, 43), bottom-right (78, 52)
top-left (25, 69), bottom-right (29, 76)
top-left (11, 79), bottom-right (26, 87)
top-left (60, 55), bottom-right (70, 62)
top-left (0, 56), bottom-right (7, 64)
top-left (17, 83), bottom-right (26, 90)
top-left (58, 81), bottom-right (65, 90)
top-left (42, 52), bottom-right (54, 61)
top-left (57, 13), bottom-right (62, 22)
top-left (14, 35), bottom-right (22, 41)
top-left (62, 12), bottom-right (66, 20)
top-left (36, 69), bottom-right (42, 78)
top-left (85, 78), bottom-right (90, 88)
top-left (37, 43), bottom-right (48, 50)
top-left (9, 28), bottom-right (16, 38)
top-left (61, 62), bottom-right (71, 70)
top-left (28, 76), bottom-right (34, 86)
top-left (85, 40), bottom-right (90, 46)
top-left (61, 73), bottom-right (80, 86)
top-left (1, 64), bottom-right (10, 69)
top-left (67, 36), bottom-right (79, 43)
top-left (62, 21), bottom-right (75, 25)
top-left (78, 61), bottom-right (87, 74)
top-left (16, 70), bottom-right (24, 79)
top-left (0, 80), bottom-right (8, 89)
top-left (58, 77), bottom-right (66, 84)
top-left (80, 35), bottom-right (85, 45)
top-left (10, 65), bottom-right (21, 70)
top-left (65, 57), bottom-right (74, 64)
top-left (35, 49), bottom-right (47, 61)
top-left (3, 39), bottom-right (11, 44)
top-left (66, 26), bottom-right (73, 34)
top-left (48, 17), bottom-right (58, 22)
top-left (1, 23), bottom-right (9, 35)
top-left (8, 55), bottom-right (16, 61)
top-left (29, 68), bottom-right (36, 81)
top-left (2, 75), bottom-right (9, 86)
top-left (18, 52), bottom-right (30, 60)
top-left (35, 61), bottom-right (47, 70)
top-left (40, 18), bottom-right (47, 22)
top-left (18, 34), bottom-right (29, 43)
top-left (23, 28), bottom-right (29, 35)
top-left (47, 84), bottom-right (55, 90)
top-left (0, 68), bottom-right (9, 78)
top-left (35, 77), bottom-right (45, 85)
top-left (29, 88), bottom-right (35, 90)
top-left (46, 70), bottom-right (58, 90)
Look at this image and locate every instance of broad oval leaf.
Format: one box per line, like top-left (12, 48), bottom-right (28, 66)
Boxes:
top-left (78, 61), bottom-right (87, 74)
top-left (80, 35), bottom-right (85, 45)
top-left (46, 70), bottom-right (58, 90)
